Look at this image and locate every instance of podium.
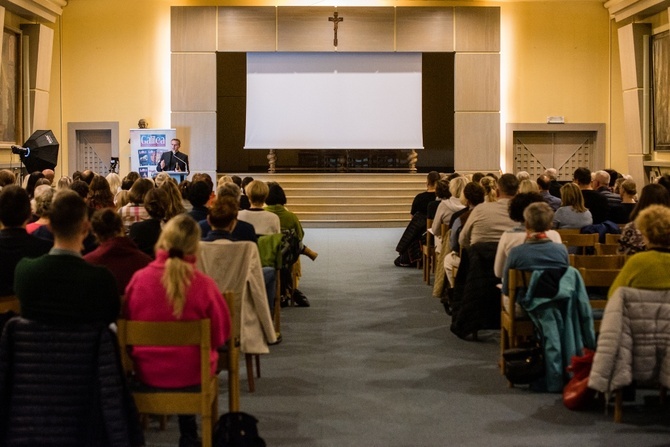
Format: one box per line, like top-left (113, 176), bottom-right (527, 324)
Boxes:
top-left (164, 171), bottom-right (188, 183)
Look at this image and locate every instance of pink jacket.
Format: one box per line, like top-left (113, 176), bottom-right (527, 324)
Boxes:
top-left (124, 250), bottom-right (231, 388)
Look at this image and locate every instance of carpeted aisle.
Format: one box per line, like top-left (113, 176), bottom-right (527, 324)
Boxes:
top-left (144, 228), bottom-right (670, 447)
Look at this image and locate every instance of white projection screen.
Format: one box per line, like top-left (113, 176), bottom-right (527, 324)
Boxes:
top-left (245, 52), bottom-right (424, 150)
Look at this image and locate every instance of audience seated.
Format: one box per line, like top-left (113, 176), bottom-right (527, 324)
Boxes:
top-left (160, 179), bottom-right (186, 220)
top-left (186, 180), bottom-right (211, 223)
top-left (199, 183), bottom-right (256, 242)
top-left (609, 179), bottom-right (637, 224)
top-left (84, 209), bottom-right (152, 294)
top-left (427, 178), bottom-right (449, 221)
top-left (479, 176), bottom-right (498, 203)
top-left (0, 186), bottom-right (52, 297)
top-left (238, 180), bottom-right (281, 236)
top-left (14, 190), bottom-right (120, 325)
top-left (518, 179), bottom-right (538, 193)
top-left (25, 171), bottom-right (45, 199)
top-left (124, 214), bottom-right (231, 447)
top-left (574, 167), bottom-right (609, 224)
top-left (543, 168), bottom-right (563, 198)
top-left (86, 175), bottom-right (115, 211)
top-left (537, 175), bottom-right (562, 211)
top-left (129, 187), bottom-right (169, 257)
top-left (203, 196), bottom-right (245, 242)
top-left (593, 170), bottom-right (622, 206)
top-left (106, 172), bottom-right (122, 196)
top-left (553, 182), bottom-right (593, 229)
top-left (610, 204), bottom-right (670, 295)
top-left (0, 169), bottom-right (16, 189)
top-left (617, 183), bottom-right (670, 255)
top-left (119, 178), bottom-right (153, 234)
top-left (494, 192), bottom-right (562, 279)
top-left (26, 186), bottom-right (53, 233)
top-left (432, 176), bottom-right (467, 251)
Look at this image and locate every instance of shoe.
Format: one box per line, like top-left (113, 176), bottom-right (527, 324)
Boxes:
top-left (394, 256), bottom-right (411, 267)
top-left (280, 296), bottom-right (290, 308)
top-left (292, 289), bottom-right (310, 307)
top-left (303, 246), bottom-right (318, 261)
top-left (269, 332), bottom-right (282, 345)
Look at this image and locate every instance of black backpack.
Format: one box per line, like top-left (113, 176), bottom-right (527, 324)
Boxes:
top-left (280, 228), bottom-right (301, 267)
top-left (212, 412), bottom-right (266, 447)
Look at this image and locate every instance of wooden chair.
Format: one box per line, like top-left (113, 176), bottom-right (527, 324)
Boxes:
top-left (223, 292), bottom-right (241, 412)
top-left (560, 233), bottom-right (598, 255)
top-left (0, 295), bottom-right (20, 314)
top-left (556, 228), bottom-right (582, 237)
top-left (595, 243), bottom-right (619, 255)
top-left (605, 233), bottom-right (622, 245)
top-left (500, 269), bottom-right (535, 381)
top-left (117, 319), bottom-right (218, 447)
top-left (422, 219), bottom-right (436, 284)
top-left (578, 267), bottom-right (621, 332)
top-left (569, 254), bottom-right (626, 270)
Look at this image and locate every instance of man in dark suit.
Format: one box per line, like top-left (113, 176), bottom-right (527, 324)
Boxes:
top-left (574, 167), bottom-right (610, 224)
top-left (0, 186), bottom-right (52, 296)
top-left (156, 138), bottom-right (189, 172)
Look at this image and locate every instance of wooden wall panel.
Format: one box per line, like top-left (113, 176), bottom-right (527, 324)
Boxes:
top-left (171, 112), bottom-right (217, 179)
top-left (396, 7), bottom-right (454, 52)
top-left (455, 53), bottom-right (500, 112)
top-left (172, 53), bottom-right (217, 112)
top-left (335, 7), bottom-right (394, 52)
top-left (0, 7), bottom-right (5, 69)
top-left (217, 7), bottom-right (276, 52)
top-left (617, 23), bottom-right (651, 91)
top-left (171, 7), bottom-right (217, 52)
top-left (277, 7), bottom-right (334, 52)
top-left (31, 90), bottom-right (49, 130)
top-left (454, 7), bottom-right (500, 52)
top-left (622, 89), bottom-right (643, 154)
top-left (454, 112), bottom-right (500, 171)
top-left (20, 24), bottom-right (53, 91)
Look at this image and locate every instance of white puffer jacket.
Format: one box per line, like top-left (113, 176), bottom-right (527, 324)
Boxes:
top-left (588, 286), bottom-right (670, 393)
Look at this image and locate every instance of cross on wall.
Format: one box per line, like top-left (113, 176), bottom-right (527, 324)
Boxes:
top-left (328, 12), bottom-right (343, 47)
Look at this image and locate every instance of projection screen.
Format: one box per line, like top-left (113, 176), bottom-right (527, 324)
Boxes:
top-left (245, 52), bottom-right (424, 150)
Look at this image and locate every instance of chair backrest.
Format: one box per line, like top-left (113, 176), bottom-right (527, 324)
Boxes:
top-left (507, 269), bottom-right (533, 314)
top-left (556, 228), bottom-right (582, 236)
top-left (223, 292), bottom-right (241, 412)
top-left (425, 218), bottom-right (434, 246)
top-left (0, 295), bottom-right (20, 314)
top-left (117, 319), bottom-right (212, 388)
top-left (578, 267), bottom-right (621, 288)
top-left (560, 233), bottom-right (599, 247)
top-left (569, 254), bottom-right (626, 270)
top-left (605, 233), bottom-right (622, 245)
top-left (595, 243), bottom-right (619, 255)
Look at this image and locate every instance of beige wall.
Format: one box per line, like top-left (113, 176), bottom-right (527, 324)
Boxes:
top-left (48, 0), bottom-right (625, 176)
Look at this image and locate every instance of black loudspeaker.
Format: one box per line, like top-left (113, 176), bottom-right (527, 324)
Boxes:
top-left (11, 130), bottom-right (59, 173)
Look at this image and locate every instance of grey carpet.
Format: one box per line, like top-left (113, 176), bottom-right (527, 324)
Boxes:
top-left (144, 228), bottom-right (670, 447)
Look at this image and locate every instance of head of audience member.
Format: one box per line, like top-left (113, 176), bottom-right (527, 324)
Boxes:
top-left (179, 180), bottom-right (192, 202)
top-left (266, 182), bottom-right (287, 206)
top-left (604, 169), bottom-right (619, 188)
top-left (154, 172), bottom-right (171, 188)
top-left (497, 173), bottom-right (519, 198)
top-left (524, 202), bottom-right (554, 234)
top-left (208, 195), bottom-right (238, 231)
top-left (105, 173), bottom-right (121, 194)
top-left (630, 183), bottom-right (670, 221)
top-left (216, 182), bottom-right (242, 203)
top-left (449, 176), bottom-right (468, 200)
top-left (516, 171), bottom-right (530, 182)
top-left (620, 180), bottom-right (637, 203)
top-left (593, 170), bottom-right (611, 190)
top-left (636, 205), bottom-right (670, 249)
top-left (242, 176), bottom-right (254, 193)
top-left (143, 187), bottom-right (169, 221)
top-left (87, 175), bottom-right (115, 209)
top-left (426, 171), bottom-right (441, 191)
top-left (115, 190), bottom-right (130, 210)
top-left (154, 214), bottom-right (201, 318)
top-left (536, 175), bottom-right (552, 192)
top-left (159, 179), bottom-right (185, 219)
top-left (90, 208), bottom-right (124, 243)
top-left (0, 170), bottom-right (16, 188)
top-left (41, 169), bottom-right (55, 184)
top-left (80, 170), bottom-right (95, 185)
top-left (231, 175), bottom-right (242, 187)
top-left (25, 171), bottom-right (45, 198)
top-left (573, 167), bottom-right (592, 188)
top-left (48, 190), bottom-right (90, 248)
top-left (508, 192), bottom-right (544, 224)
top-left (613, 177), bottom-right (626, 195)
top-left (245, 180), bottom-right (270, 208)
top-left (192, 173), bottom-right (214, 194)
top-left (128, 178), bottom-right (154, 205)
top-left (486, 172), bottom-right (499, 181)
top-left (217, 175), bottom-right (234, 190)
top-left (35, 178), bottom-right (51, 189)
top-left (518, 179), bottom-right (539, 194)
top-left (560, 182), bottom-right (587, 212)
top-left (72, 171), bottom-right (83, 182)
top-left (544, 168), bottom-right (558, 181)
top-left (435, 179), bottom-right (451, 200)
top-left (471, 172), bottom-right (485, 184)
top-left (0, 185), bottom-right (32, 228)
top-left (480, 176), bottom-right (498, 202)
top-left (69, 180), bottom-right (90, 199)
top-left (56, 176), bottom-right (72, 190)
top-left (460, 182), bottom-right (486, 208)
top-left (121, 172), bottom-right (141, 190)
top-left (445, 173), bottom-right (460, 182)
top-left (33, 186), bottom-right (54, 218)
top-left (188, 181), bottom-right (211, 209)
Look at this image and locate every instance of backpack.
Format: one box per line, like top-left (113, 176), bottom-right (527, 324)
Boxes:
top-left (280, 228), bottom-right (301, 267)
top-left (212, 412), bottom-right (266, 447)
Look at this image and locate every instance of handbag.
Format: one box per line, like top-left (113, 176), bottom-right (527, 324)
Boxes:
top-left (563, 348), bottom-right (595, 410)
top-left (503, 346), bottom-right (545, 385)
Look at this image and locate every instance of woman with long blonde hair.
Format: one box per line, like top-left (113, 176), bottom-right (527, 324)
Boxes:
top-left (124, 214), bottom-right (230, 446)
top-left (479, 176), bottom-right (498, 202)
top-left (553, 182), bottom-right (593, 229)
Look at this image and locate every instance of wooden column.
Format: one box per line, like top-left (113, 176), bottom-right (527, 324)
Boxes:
top-left (20, 24), bottom-right (53, 133)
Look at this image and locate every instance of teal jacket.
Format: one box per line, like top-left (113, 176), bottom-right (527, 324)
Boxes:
top-left (519, 266), bottom-right (596, 392)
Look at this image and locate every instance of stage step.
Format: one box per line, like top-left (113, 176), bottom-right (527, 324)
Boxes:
top-left (229, 173), bottom-right (425, 228)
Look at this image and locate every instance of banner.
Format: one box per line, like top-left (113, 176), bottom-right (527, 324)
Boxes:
top-left (129, 129), bottom-right (176, 178)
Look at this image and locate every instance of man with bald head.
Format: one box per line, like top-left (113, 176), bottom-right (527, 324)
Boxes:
top-left (41, 169), bottom-right (55, 185)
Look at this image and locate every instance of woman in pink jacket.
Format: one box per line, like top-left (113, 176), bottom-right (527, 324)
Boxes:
top-left (124, 214), bottom-right (231, 447)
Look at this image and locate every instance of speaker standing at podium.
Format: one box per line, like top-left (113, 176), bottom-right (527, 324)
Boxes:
top-left (156, 138), bottom-right (189, 173)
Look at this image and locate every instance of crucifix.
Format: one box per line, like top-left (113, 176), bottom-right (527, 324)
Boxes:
top-left (328, 12), bottom-right (343, 47)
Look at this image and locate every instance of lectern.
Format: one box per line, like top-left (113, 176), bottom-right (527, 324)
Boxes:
top-left (164, 171), bottom-right (188, 183)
